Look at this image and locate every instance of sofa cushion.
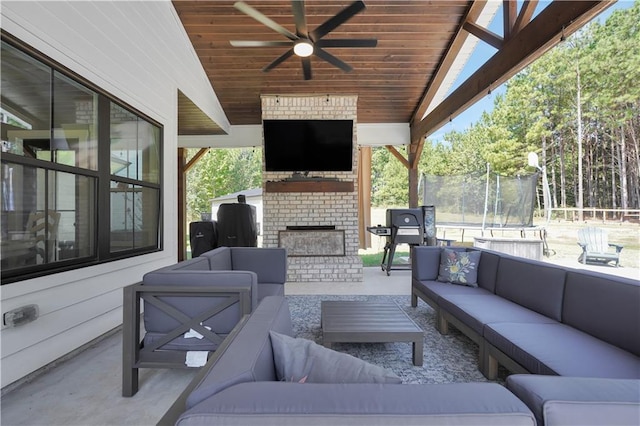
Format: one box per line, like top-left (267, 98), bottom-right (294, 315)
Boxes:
top-left (438, 294), bottom-right (557, 336)
top-left (257, 283), bottom-right (285, 301)
top-left (413, 279), bottom-right (493, 306)
top-left (200, 246), bottom-right (232, 270)
top-left (411, 246), bottom-right (465, 281)
top-left (269, 331), bottom-right (402, 384)
top-left (178, 382), bottom-right (536, 426)
top-left (506, 375), bottom-right (640, 426)
top-left (147, 256), bottom-right (211, 273)
top-left (494, 256), bottom-right (566, 321)
top-left (473, 249), bottom-right (500, 293)
top-left (437, 249), bottom-right (482, 287)
top-left (185, 296), bottom-right (294, 409)
top-left (563, 269), bottom-right (640, 357)
top-left (231, 247), bottom-right (287, 284)
top-left (485, 322), bottom-right (640, 378)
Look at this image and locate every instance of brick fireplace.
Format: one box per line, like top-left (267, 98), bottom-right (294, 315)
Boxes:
top-left (261, 94), bottom-right (363, 282)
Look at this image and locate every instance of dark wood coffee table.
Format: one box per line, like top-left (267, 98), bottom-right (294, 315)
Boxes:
top-left (321, 300), bottom-right (424, 366)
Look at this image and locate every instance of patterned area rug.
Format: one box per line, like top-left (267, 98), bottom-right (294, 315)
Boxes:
top-left (286, 294), bottom-right (501, 385)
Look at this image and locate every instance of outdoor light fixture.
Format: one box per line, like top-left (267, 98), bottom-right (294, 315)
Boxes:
top-left (293, 40), bottom-right (313, 57)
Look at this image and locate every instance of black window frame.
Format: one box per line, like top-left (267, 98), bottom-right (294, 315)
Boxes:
top-left (1, 31), bottom-right (164, 285)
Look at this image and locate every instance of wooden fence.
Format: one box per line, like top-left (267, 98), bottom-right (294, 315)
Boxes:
top-left (547, 208), bottom-right (640, 222)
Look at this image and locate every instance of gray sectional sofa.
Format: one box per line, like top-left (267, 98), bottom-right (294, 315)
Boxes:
top-left (122, 246), bottom-right (286, 396)
top-left (161, 294), bottom-right (639, 426)
top-left (410, 246), bottom-right (640, 380)
top-left (411, 246), bottom-right (640, 425)
top-left (149, 246), bottom-right (639, 425)
top-left (160, 296), bottom-right (537, 426)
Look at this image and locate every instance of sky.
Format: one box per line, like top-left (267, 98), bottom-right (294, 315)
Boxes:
top-left (428, 0), bottom-right (633, 143)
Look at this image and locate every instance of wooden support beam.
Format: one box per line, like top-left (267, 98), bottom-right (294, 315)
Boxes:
top-left (410, 138), bottom-right (425, 170)
top-left (411, 1), bottom-right (487, 126)
top-left (410, 1), bottom-right (610, 142)
top-left (513, 0), bottom-right (538, 34)
top-left (503, 0), bottom-right (517, 39)
top-left (385, 145), bottom-right (410, 169)
top-left (185, 148), bottom-right (209, 172)
top-left (463, 21), bottom-right (503, 49)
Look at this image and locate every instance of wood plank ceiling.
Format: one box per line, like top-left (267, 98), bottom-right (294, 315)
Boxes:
top-left (173, 0), bottom-right (470, 126)
top-left (174, 1), bottom-right (611, 141)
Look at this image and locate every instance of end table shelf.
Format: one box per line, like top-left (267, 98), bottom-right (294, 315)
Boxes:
top-left (265, 180), bottom-right (354, 193)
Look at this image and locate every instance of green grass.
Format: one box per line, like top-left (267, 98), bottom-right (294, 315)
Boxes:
top-left (359, 251), bottom-right (410, 267)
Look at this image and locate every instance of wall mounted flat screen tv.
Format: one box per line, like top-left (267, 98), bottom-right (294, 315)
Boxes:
top-left (263, 119), bottom-right (353, 172)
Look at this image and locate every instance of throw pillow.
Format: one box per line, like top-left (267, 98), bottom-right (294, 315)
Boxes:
top-left (437, 249), bottom-right (481, 287)
top-left (269, 331), bottom-right (402, 384)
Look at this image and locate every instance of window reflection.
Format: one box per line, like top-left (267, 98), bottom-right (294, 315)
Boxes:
top-left (53, 71), bottom-right (98, 170)
top-left (110, 104), bottom-right (160, 184)
top-left (1, 162), bottom-right (96, 271)
top-left (1, 37), bottom-right (161, 283)
top-left (1, 42), bottom-right (50, 157)
top-left (0, 44), bottom-right (99, 171)
top-left (110, 182), bottom-right (159, 252)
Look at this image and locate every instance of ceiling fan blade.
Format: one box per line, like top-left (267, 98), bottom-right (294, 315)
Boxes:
top-left (315, 39), bottom-right (377, 48)
top-left (263, 49), bottom-right (295, 72)
top-left (310, 0), bottom-right (366, 41)
top-left (230, 40), bottom-right (294, 47)
top-left (301, 57), bottom-right (312, 80)
top-left (234, 1), bottom-right (299, 41)
top-left (314, 47), bottom-right (353, 73)
top-left (291, 0), bottom-right (308, 38)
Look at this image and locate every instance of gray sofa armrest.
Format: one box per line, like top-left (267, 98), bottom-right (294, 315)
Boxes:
top-left (230, 247), bottom-right (287, 284)
top-left (122, 281), bottom-right (253, 397)
top-left (143, 270), bottom-right (259, 313)
top-left (506, 375), bottom-right (640, 426)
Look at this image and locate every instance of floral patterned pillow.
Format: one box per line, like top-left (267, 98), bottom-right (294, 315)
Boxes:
top-left (437, 249), bottom-right (481, 287)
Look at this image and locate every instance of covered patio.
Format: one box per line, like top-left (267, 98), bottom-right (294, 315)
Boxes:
top-left (1, 0), bottom-right (615, 410)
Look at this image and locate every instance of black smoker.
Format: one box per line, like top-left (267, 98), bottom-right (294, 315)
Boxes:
top-left (380, 206), bottom-right (436, 275)
top-left (216, 195), bottom-right (258, 247)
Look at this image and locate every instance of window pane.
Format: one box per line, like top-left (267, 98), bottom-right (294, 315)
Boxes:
top-left (110, 103), bottom-right (160, 183)
top-left (110, 182), bottom-right (159, 252)
top-left (137, 186), bottom-right (159, 247)
top-left (1, 42), bottom-right (51, 157)
top-left (53, 71), bottom-right (99, 170)
top-left (1, 161), bottom-right (97, 272)
top-left (138, 120), bottom-right (161, 184)
top-left (110, 104), bottom-right (138, 179)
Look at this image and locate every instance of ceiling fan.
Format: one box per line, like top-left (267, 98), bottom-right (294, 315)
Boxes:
top-left (230, 1), bottom-right (377, 80)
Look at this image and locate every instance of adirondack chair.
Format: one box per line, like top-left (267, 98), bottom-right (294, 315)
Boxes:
top-left (577, 227), bottom-right (623, 267)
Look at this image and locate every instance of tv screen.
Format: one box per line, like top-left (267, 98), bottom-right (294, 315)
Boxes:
top-left (263, 119), bottom-right (353, 172)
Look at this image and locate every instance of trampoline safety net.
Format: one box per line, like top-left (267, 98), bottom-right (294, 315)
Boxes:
top-left (421, 172), bottom-right (539, 228)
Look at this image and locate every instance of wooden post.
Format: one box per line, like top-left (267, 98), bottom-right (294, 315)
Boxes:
top-left (408, 138), bottom-right (424, 208)
top-left (358, 147), bottom-right (372, 249)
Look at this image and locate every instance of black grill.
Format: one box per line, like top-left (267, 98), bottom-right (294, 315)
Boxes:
top-left (216, 203), bottom-right (258, 247)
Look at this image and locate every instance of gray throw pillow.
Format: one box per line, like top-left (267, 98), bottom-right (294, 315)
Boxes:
top-left (269, 331), bottom-right (402, 384)
top-left (437, 249), bottom-right (481, 287)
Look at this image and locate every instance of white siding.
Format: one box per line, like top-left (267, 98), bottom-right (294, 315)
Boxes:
top-left (0, 1), bottom-right (228, 387)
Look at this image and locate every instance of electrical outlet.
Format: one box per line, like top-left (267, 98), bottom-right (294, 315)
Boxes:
top-left (3, 304), bottom-right (39, 327)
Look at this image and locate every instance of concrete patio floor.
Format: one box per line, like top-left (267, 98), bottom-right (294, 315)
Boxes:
top-left (1, 261), bottom-right (636, 426)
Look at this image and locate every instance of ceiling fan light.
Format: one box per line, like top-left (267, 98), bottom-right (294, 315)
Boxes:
top-left (294, 41), bottom-right (313, 57)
